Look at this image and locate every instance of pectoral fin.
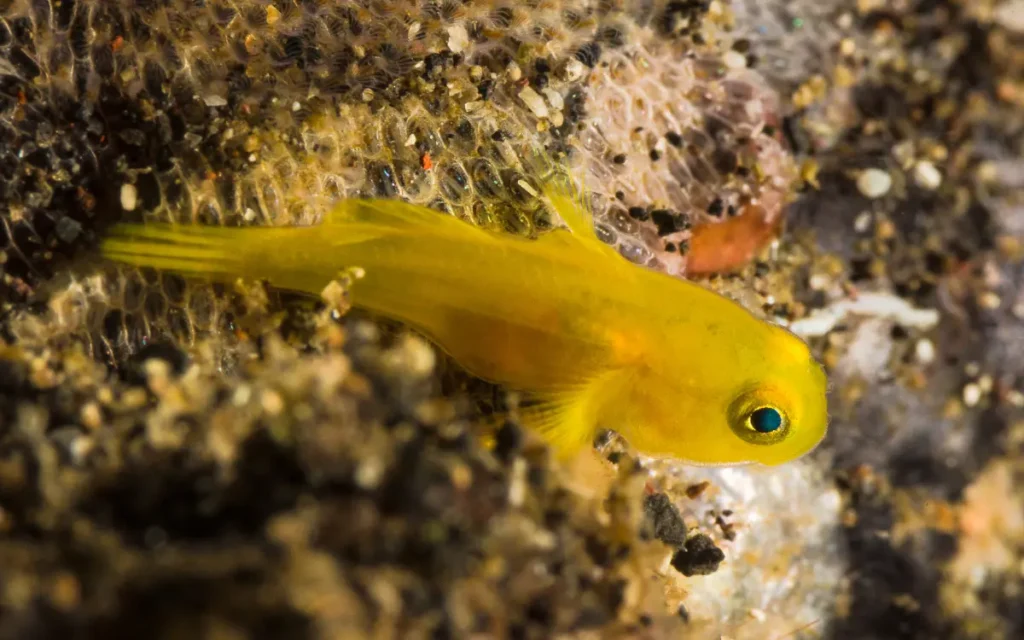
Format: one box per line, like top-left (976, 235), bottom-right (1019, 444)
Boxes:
top-left (518, 369), bottom-right (627, 460)
top-left (520, 391), bottom-right (600, 460)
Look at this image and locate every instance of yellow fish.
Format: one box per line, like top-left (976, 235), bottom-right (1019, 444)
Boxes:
top-left (100, 163), bottom-right (828, 466)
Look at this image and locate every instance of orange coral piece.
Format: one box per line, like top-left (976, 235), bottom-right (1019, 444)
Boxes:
top-left (685, 205), bottom-right (783, 275)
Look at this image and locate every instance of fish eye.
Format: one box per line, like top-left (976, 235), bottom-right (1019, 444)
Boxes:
top-left (748, 406), bottom-right (783, 433)
top-left (727, 390), bottom-right (791, 445)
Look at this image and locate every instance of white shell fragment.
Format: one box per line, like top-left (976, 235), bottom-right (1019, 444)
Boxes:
top-left (789, 292), bottom-right (941, 338)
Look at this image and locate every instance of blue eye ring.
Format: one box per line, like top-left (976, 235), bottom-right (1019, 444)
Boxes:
top-left (748, 406), bottom-right (784, 433)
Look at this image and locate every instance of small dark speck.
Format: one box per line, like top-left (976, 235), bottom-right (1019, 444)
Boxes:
top-left (707, 198), bottom-right (725, 217)
top-left (649, 149), bottom-right (661, 161)
top-left (612, 153), bottom-right (627, 164)
top-left (665, 242), bottom-right (676, 252)
top-left (677, 604), bottom-right (690, 623)
top-left (494, 420), bottom-right (523, 463)
top-left (615, 190), bottom-right (625, 201)
top-left (628, 206), bottom-right (649, 221)
top-left (666, 131), bottom-right (683, 147)
top-left (650, 209), bottom-right (690, 236)
top-left (478, 78), bottom-right (494, 99)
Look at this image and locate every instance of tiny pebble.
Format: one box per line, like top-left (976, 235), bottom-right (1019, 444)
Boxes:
top-left (80, 402), bottom-right (102, 430)
top-left (722, 50), bottom-right (747, 69)
top-left (355, 458), bottom-right (384, 489)
top-left (913, 161), bottom-right (942, 190)
top-left (542, 87), bottom-right (564, 110)
top-left (508, 458), bottom-right (527, 507)
top-left (447, 24), bottom-right (469, 53)
top-left (857, 168), bottom-right (893, 198)
top-left (809, 273), bottom-right (831, 291)
top-left (978, 292), bottom-right (1002, 309)
top-left (518, 86), bottom-right (550, 119)
top-left (978, 374), bottom-right (994, 394)
top-left (262, 390), bottom-right (285, 416)
top-left (120, 184), bottom-right (138, 211)
top-left (562, 58), bottom-right (586, 81)
top-left (1006, 390), bottom-right (1024, 407)
top-left (963, 384), bottom-right (982, 407)
top-left (915, 339), bottom-right (935, 364)
top-left (854, 211), bottom-right (872, 232)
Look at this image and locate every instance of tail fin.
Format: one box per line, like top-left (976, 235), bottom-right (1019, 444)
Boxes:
top-left (100, 223), bottom-right (255, 279)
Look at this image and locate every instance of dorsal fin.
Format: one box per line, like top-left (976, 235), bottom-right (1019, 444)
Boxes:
top-left (325, 198), bottom-right (498, 242)
top-left (326, 198), bottom-right (457, 228)
top-left (522, 145), bottom-right (602, 243)
top-left (541, 166), bottom-right (598, 241)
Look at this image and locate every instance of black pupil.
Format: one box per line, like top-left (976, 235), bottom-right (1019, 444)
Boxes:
top-left (750, 407), bottom-right (782, 433)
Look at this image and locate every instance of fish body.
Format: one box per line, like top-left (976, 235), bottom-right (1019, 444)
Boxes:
top-left (101, 173), bottom-right (828, 465)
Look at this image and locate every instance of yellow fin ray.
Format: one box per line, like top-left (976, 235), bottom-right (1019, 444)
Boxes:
top-left (520, 144), bottom-right (617, 257)
top-left (326, 199), bottom-right (495, 242)
top-left (520, 392), bottom-right (599, 461)
top-left (518, 367), bottom-right (629, 460)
